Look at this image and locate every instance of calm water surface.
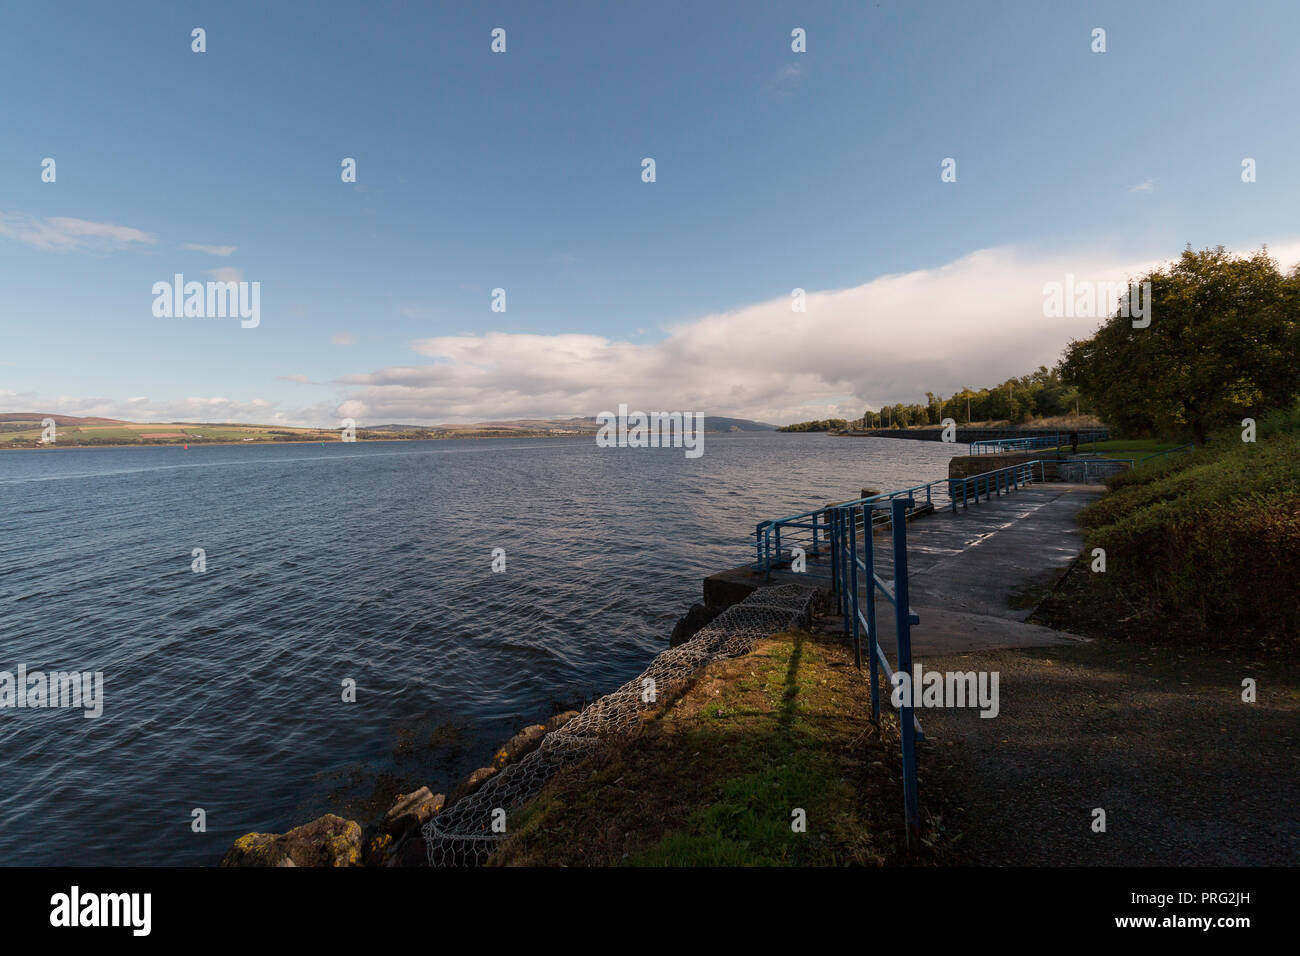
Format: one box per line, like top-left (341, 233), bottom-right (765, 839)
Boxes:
top-left (0, 432), bottom-right (961, 865)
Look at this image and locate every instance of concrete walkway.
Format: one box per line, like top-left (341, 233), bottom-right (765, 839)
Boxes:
top-left (708, 482), bottom-right (1103, 656)
top-left (872, 483), bottom-right (1101, 657)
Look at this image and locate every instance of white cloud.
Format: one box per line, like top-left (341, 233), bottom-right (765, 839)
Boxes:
top-left (767, 64), bottom-right (804, 97)
top-left (331, 240), bottom-right (1300, 426)
top-left (0, 212), bottom-right (156, 252)
top-left (332, 333), bottom-right (355, 346)
top-left (14, 240), bottom-right (1300, 429)
top-left (278, 374), bottom-right (314, 384)
top-left (206, 267), bottom-right (244, 282)
top-left (1128, 179), bottom-right (1156, 193)
top-left (0, 392), bottom-right (289, 425)
top-left (184, 243), bottom-right (237, 256)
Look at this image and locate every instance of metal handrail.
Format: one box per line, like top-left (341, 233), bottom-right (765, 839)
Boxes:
top-left (755, 480), bottom-right (941, 575)
top-left (968, 429), bottom-right (1108, 455)
top-left (946, 459), bottom-right (1046, 511)
top-left (830, 497), bottom-right (921, 843)
top-left (750, 463), bottom-right (1065, 842)
top-left (1138, 443), bottom-right (1195, 463)
top-left (755, 459), bottom-right (1053, 573)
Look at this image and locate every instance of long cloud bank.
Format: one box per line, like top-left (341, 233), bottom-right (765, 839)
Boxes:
top-left (16, 240), bottom-right (1300, 427)
top-left (336, 241), bottom-right (1300, 426)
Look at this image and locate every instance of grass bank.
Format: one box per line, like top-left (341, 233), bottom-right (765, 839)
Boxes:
top-left (491, 634), bottom-right (950, 866)
top-left (1034, 405), bottom-right (1300, 653)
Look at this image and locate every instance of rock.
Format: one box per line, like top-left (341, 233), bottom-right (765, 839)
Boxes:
top-left (670, 602), bottom-right (723, 647)
top-left (450, 766), bottom-right (498, 803)
top-left (544, 710), bottom-right (579, 733)
top-left (363, 832), bottom-right (393, 866)
top-left (385, 832), bottom-right (431, 867)
top-left (221, 813), bottom-right (362, 867)
top-left (381, 786), bottom-right (445, 840)
top-left (493, 724), bottom-right (546, 768)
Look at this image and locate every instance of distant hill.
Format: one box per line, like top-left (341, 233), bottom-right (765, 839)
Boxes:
top-left (700, 416), bottom-right (777, 432)
top-left (367, 415), bottom-right (777, 433)
top-left (0, 413), bottom-right (128, 425)
top-left (0, 412), bottom-right (777, 447)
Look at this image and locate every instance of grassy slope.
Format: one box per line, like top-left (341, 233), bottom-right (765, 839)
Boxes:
top-left (492, 634), bottom-right (949, 866)
top-left (0, 421), bottom-right (334, 446)
top-left (1035, 405), bottom-right (1300, 651)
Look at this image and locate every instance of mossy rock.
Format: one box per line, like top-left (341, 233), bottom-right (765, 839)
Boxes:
top-left (221, 813), bottom-right (362, 867)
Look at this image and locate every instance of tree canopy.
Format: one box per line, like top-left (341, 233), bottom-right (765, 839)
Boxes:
top-left (1060, 247), bottom-right (1300, 444)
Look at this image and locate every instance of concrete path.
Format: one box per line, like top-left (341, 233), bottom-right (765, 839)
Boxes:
top-left (871, 483), bottom-right (1101, 657)
top-left (712, 482), bottom-right (1102, 656)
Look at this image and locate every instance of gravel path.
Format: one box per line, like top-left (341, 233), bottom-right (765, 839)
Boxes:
top-left (917, 640), bottom-right (1300, 865)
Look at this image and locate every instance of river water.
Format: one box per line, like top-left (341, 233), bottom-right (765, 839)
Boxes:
top-left (0, 432), bottom-right (962, 864)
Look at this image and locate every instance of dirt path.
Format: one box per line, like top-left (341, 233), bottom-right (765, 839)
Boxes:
top-left (917, 639), bottom-right (1300, 865)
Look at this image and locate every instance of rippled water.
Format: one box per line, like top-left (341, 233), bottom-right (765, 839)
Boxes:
top-left (0, 433), bottom-right (962, 865)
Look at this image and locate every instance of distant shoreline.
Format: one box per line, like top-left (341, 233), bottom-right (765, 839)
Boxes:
top-left (1, 430), bottom-right (779, 452)
top-left (0, 434), bottom-right (587, 452)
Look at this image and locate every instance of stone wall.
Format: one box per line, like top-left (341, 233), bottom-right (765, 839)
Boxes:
top-left (947, 452), bottom-right (1069, 480)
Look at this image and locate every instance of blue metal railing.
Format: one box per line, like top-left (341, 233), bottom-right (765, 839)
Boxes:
top-left (754, 482), bottom-right (937, 576)
top-left (747, 460), bottom-right (1068, 844)
top-left (947, 459), bottom-right (1045, 510)
top-left (1138, 442), bottom-right (1194, 463)
top-left (754, 460), bottom-right (1053, 574)
top-left (1056, 457), bottom-right (1134, 482)
top-left (968, 429), bottom-right (1108, 455)
top-left (829, 497), bottom-right (921, 843)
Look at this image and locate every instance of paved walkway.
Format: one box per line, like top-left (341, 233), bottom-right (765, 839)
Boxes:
top-left (715, 482), bottom-right (1103, 656)
top-left (872, 483), bottom-right (1101, 656)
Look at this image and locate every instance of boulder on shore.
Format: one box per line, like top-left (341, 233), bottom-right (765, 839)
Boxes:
top-left (221, 813), bottom-right (362, 867)
top-left (382, 786), bottom-right (445, 840)
top-left (544, 710), bottom-right (580, 733)
top-left (670, 602), bottom-right (723, 647)
top-left (493, 724), bottom-right (547, 768)
top-left (450, 766), bottom-right (498, 804)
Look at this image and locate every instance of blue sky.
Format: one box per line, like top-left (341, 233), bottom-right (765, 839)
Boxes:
top-left (2, 0), bottom-right (1297, 425)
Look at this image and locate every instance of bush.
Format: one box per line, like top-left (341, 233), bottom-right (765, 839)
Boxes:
top-left (1079, 408), bottom-right (1300, 650)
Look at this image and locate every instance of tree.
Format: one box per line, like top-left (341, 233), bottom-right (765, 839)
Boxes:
top-left (1060, 247), bottom-right (1300, 444)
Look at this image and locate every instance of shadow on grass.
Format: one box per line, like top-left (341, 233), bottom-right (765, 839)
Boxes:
top-left (493, 634), bottom-right (949, 867)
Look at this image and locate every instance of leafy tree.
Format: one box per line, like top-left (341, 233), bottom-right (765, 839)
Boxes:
top-left (1060, 247), bottom-right (1300, 444)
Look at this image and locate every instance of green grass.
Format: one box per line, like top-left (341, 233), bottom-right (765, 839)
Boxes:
top-left (1018, 438), bottom-right (1183, 459)
top-left (492, 636), bottom-right (944, 866)
top-left (1071, 404), bottom-right (1300, 651)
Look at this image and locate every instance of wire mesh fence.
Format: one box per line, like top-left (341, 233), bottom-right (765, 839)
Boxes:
top-left (424, 582), bottom-right (819, 866)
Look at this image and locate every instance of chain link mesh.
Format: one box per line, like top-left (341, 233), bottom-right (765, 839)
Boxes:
top-left (424, 583), bottom-right (819, 866)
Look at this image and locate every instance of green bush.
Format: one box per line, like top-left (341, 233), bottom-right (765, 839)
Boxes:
top-left (1079, 410), bottom-right (1300, 649)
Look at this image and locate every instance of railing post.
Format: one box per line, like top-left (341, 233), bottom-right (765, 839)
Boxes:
top-left (842, 509), bottom-right (852, 634)
top-left (891, 498), bottom-right (920, 846)
top-left (848, 505), bottom-right (862, 670)
top-left (864, 510), bottom-right (880, 721)
top-left (828, 509), bottom-right (840, 604)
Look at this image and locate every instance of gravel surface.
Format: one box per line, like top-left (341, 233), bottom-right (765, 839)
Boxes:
top-left (917, 639), bottom-right (1300, 865)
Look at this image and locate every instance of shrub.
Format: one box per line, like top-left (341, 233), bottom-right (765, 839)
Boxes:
top-left (1078, 410), bottom-right (1300, 650)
